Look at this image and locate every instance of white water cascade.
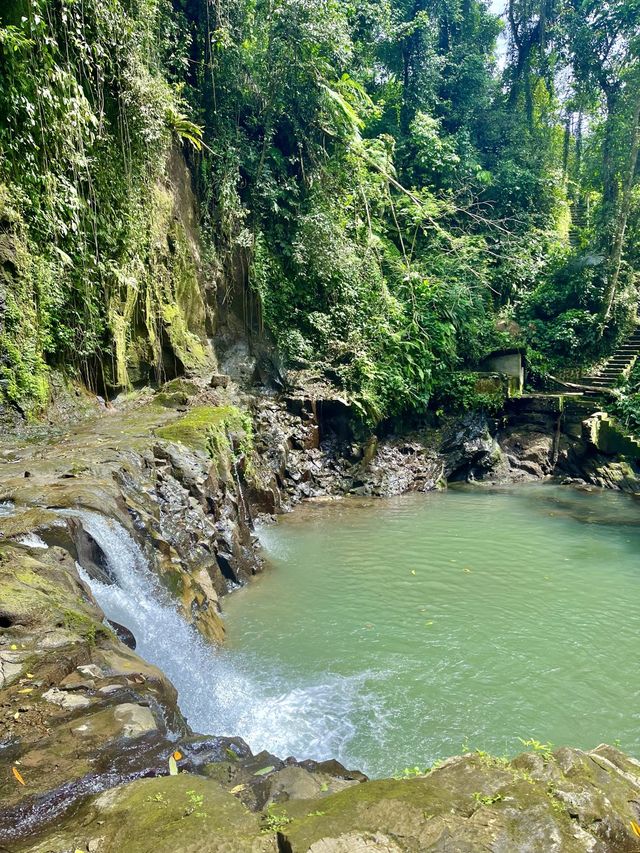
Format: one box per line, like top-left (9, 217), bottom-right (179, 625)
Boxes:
top-left (64, 510), bottom-right (368, 766)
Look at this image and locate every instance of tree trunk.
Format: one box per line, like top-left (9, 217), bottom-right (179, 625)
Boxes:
top-left (601, 87), bottom-right (640, 322)
top-left (601, 87), bottom-right (621, 226)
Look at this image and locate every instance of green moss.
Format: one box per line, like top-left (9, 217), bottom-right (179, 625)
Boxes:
top-left (159, 566), bottom-right (185, 597)
top-left (0, 192), bottom-right (50, 416)
top-left (62, 609), bottom-right (102, 646)
top-left (155, 405), bottom-right (254, 462)
top-left (22, 776), bottom-right (265, 853)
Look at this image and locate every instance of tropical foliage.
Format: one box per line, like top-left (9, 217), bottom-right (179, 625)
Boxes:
top-left (1, 0), bottom-right (639, 419)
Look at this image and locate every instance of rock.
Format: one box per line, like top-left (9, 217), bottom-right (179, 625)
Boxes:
top-left (112, 703), bottom-right (157, 738)
top-left (264, 766), bottom-right (357, 805)
top-left (441, 411), bottom-right (503, 481)
top-left (42, 687), bottom-right (91, 709)
top-left (77, 664), bottom-right (105, 679)
top-left (210, 373), bottom-right (230, 388)
top-left (13, 747), bottom-right (640, 852)
top-left (13, 775), bottom-right (276, 853)
top-left (308, 833), bottom-right (402, 853)
top-left (106, 620), bottom-right (136, 649)
top-left (0, 651), bottom-right (25, 688)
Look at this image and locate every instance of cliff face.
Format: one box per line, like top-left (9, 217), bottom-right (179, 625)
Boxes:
top-left (0, 0), bottom-right (224, 419)
top-left (0, 143), bottom-right (216, 419)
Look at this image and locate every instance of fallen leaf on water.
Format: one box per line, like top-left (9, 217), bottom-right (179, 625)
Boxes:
top-left (172, 750), bottom-right (182, 761)
top-left (12, 767), bottom-right (25, 786)
top-left (10, 644), bottom-right (17, 651)
top-left (410, 570), bottom-right (416, 575)
top-left (424, 621), bottom-right (434, 626)
top-left (630, 820), bottom-right (640, 837)
top-left (168, 756), bottom-right (178, 776)
top-left (254, 766), bottom-right (275, 776)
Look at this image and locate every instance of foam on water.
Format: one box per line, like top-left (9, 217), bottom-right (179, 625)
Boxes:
top-left (17, 533), bottom-right (48, 549)
top-left (64, 510), bottom-right (373, 766)
top-left (0, 501), bottom-right (15, 517)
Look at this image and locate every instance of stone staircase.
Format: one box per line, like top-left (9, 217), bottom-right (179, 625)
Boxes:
top-left (582, 411), bottom-right (640, 460)
top-left (580, 322), bottom-right (640, 394)
top-left (568, 203), bottom-right (588, 248)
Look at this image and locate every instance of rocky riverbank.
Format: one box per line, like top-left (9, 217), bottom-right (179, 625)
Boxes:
top-left (1, 374), bottom-right (639, 851)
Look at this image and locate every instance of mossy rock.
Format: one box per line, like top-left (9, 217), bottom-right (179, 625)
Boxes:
top-left (153, 380), bottom-right (201, 409)
top-left (21, 775), bottom-right (277, 853)
top-left (162, 379), bottom-right (201, 397)
top-left (279, 751), bottom-right (638, 851)
top-left (154, 391), bottom-right (191, 409)
top-left (155, 405), bottom-right (252, 460)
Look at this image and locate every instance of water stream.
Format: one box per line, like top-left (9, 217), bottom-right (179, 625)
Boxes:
top-left (67, 484), bottom-right (640, 779)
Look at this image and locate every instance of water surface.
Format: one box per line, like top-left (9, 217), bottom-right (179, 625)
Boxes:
top-left (222, 484), bottom-right (640, 777)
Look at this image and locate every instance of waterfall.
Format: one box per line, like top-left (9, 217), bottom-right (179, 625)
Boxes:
top-left (62, 510), bottom-right (366, 767)
top-left (60, 510), bottom-right (255, 734)
top-left (232, 458), bottom-right (251, 526)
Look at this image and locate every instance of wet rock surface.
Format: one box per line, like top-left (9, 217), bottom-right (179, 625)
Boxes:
top-left (0, 389), bottom-right (263, 646)
top-left (9, 746), bottom-right (640, 852)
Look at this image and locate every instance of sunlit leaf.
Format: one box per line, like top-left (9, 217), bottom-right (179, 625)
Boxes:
top-left (12, 767), bottom-right (25, 786)
top-left (168, 756), bottom-right (178, 776)
top-left (254, 766), bottom-right (275, 776)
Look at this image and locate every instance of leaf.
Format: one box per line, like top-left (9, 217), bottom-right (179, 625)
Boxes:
top-left (631, 820), bottom-right (640, 837)
top-left (51, 245), bottom-right (73, 267)
top-left (168, 756), bottom-right (178, 776)
top-left (229, 784), bottom-right (246, 794)
top-left (253, 766), bottom-right (275, 776)
top-left (17, 688), bottom-right (33, 694)
top-left (12, 767), bottom-right (25, 786)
